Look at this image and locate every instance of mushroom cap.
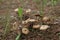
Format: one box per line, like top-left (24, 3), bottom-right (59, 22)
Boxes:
top-left (40, 25), bottom-right (50, 30)
top-left (22, 28), bottom-right (29, 34)
top-left (33, 24), bottom-right (40, 29)
top-left (42, 16), bottom-right (50, 22)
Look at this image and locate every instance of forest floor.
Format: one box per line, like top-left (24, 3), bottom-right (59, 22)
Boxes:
top-left (0, 0), bottom-right (60, 40)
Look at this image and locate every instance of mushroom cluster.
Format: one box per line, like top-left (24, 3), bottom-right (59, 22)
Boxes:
top-left (21, 14), bottom-right (50, 34)
top-left (14, 8), bottom-right (51, 35)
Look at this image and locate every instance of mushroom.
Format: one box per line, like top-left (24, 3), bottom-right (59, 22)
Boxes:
top-left (22, 18), bottom-right (38, 24)
top-left (33, 24), bottom-right (40, 29)
top-left (26, 9), bottom-right (31, 13)
top-left (42, 16), bottom-right (50, 22)
top-left (26, 18), bottom-right (38, 23)
top-left (14, 8), bottom-right (18, 12)
top-left (11, 22), bottom-right (19, 31)
top-left (40, 25), bottom-right (50, 30)
top-left (22, 28), bottom-right (29, 34)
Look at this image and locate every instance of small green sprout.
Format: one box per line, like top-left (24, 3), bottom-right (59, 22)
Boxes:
top-left (18, 8), bottom-right (23, 18)
top-left (18, 7), bottom-right (23, 24)
top-left (16, 34), bottom-right (21, 40)
top-left (51, 0), bottom-right (57, 6)
top-left (16, 7), bottom-right (23, 40)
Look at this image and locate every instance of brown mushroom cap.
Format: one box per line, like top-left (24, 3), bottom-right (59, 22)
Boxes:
top-left (33, 24), bottom-right (40, 29)
top-left (22, 28), bottom-right (29, 34)
top-left (42, 16), bottom-right (50, 22)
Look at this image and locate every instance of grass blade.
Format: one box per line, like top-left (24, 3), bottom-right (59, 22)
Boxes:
top-left (16, 34), bottom-right (21, 40)
top-left (18, 8), bottom-right (23, 18)
top-left (4, 13), bottom-right (10, 35)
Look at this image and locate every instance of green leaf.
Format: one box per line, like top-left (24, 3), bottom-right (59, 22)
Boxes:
top-left (18, 8), bottom-right (23, 18)
top-left (53, 0), bottom-right (57, 5)
top-left (51, 0), bottom-right (57, 6)
top-left (16, 34), bottom-right (21, 40)
top-left (43, 0), bottom-right (47, 6)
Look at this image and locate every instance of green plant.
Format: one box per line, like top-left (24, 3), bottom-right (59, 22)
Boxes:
top-left (51, 0), bottom-right (57, 6)
top-left (15, 7), bottom-right (23, 40)
top-left (40, 0), bottom-right (47, 16)
top-left (16, 34), bottom-right (21, 40)
top-left (18, 7), bottom-right (23, 20)
top-left (3, 13), bottom-right (11, 40)
top-left (33, 0), bottom-right (41, 4)
top-left (4, 13), bottom-right (10, 35)
top-left (42, 0), bottom-right (47, 7)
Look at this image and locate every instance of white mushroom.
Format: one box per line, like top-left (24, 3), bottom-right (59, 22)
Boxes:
top-left (40, 25), bottom-right (50, 30)
top-left (33, 24), bottom-right (40, 29)
top-left (26, 18), bottom-right (37, 22)
top-left (14, 8), bottom-right (18, 11)
top-left (22, 28), bottom-right (29, 34)
top-left (26, 9), bottom-right (31, 13)
top-left (42, 16), bottom-right (50, 22)
top-left (22, 18), bottom-right (37, 24)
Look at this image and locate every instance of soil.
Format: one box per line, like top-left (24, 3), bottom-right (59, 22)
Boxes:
top-left (0, 0), bottom-right (60, 40)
